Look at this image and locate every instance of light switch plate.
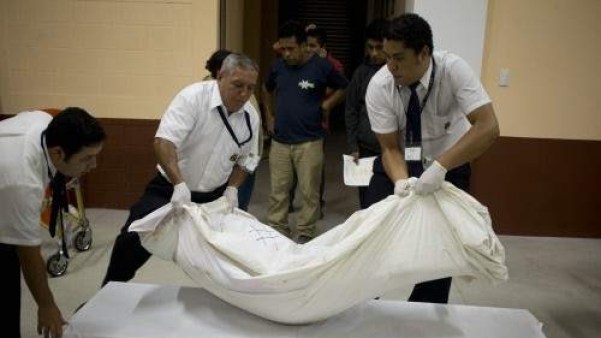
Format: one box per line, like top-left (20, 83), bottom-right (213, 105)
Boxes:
top-left (499, 68), bottom-right (510, 87)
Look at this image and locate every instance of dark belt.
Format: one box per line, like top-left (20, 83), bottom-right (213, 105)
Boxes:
top-left (153, 173), bottom-right (227, 203)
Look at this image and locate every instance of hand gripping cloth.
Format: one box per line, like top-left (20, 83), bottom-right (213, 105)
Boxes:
top-left (129, 181), bottom-right (508, 324)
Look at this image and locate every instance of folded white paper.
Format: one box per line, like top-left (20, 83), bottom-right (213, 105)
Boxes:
top-left (343, 155), bottom-right (376, 186)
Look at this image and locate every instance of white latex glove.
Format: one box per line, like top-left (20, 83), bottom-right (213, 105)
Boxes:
top-left (223, 186), bottom-right (238, 213)
top-left (171, 182), bottom-right (191, 207)
top-left (414, 160), bottom-right (447, 195)
top-left (394, 178), bottom-right (411, 197)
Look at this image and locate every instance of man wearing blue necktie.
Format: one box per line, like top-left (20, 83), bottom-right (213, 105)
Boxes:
top-left (365, 13), bottom-right (500, 303)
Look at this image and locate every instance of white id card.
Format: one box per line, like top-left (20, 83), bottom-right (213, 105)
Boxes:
top-left (405, 146), bottom-right (422, 161)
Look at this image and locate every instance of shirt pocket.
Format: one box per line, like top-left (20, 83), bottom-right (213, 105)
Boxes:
top-left (219, 145), bottom-right (239, 171)
top-left (424, 100), bottom-right (451, 139)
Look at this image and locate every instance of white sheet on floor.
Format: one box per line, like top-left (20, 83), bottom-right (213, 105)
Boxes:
top-left (129, 181), bottom-right (508, 324)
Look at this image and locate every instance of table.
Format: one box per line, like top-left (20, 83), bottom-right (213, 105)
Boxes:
top-left (64, 282), bottom-right (547, 338)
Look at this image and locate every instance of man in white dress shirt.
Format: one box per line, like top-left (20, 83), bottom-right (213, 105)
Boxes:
top-left (0, 107), bottom-right (105, 338)
top-left (102, 53), bottom-right (261, 285)
top-left (365, 13), bottom-right (500, 303)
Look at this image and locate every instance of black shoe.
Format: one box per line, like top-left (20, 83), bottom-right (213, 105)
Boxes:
top-left (297, 235), bottom-right (313, 244)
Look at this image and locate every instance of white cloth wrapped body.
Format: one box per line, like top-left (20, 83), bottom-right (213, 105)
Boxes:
top-left (129, 182), bottom-right (507, 324)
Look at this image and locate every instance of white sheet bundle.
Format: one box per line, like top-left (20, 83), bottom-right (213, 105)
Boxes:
top-left (129, 182), bottom-right (508, 324)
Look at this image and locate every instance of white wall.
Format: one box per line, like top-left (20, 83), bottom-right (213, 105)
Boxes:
top-left (405, 0), bottom-right (488, 76)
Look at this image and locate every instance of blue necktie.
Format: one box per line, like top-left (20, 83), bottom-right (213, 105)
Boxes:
top-left (406, 82), bottom-right (424, 176)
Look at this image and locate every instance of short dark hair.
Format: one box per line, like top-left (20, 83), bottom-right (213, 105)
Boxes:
top-left (205, 49), bottom-right (233, 78)
top-left (365, 18), bottom-right (388, 41)
top-left (45, 107), bottom-right (106, 161)
top-left (278, 20), bottom-right (307, 44)
top-left (306, 27), bottom-right (327, 46)
top-left (386, 13), bottom-right (433, 55)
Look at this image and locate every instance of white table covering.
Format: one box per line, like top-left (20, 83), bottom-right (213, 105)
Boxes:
top-left (64, 282), bottom-right (547, 338)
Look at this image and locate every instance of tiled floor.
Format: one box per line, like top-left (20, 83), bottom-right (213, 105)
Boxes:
top-left (22, 130), bottom-right (601, 338)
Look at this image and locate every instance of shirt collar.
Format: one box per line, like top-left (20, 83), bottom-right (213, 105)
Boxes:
top-left (41, 132), bottom-right (57, 178)
top-left (417, 58), bottom-right (434, 91)
top-left (209, 80), bottom-right (246, 116)
top-left (209, 80), bottom-right (224, 110)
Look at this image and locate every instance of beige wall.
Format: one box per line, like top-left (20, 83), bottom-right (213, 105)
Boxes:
top-left (482, 0), bottom-right (601, 140)
top-left (2, 0), bottom-right (599, 138)
top-left (0, 0), bottom-right (218, 119)
top-left (223, 0), bottom-right (244, 52)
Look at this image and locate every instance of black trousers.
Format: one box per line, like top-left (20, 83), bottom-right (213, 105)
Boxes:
top-left (364, 157), bottom-right (471, 303)
top-left (356, 146), bottom-right (381, 209)
top-left (0, 243), bottom-right (22, 338)
top-left (102, 173), bottom-right (226, 286)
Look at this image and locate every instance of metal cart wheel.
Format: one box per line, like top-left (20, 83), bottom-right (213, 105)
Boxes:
top-left (46, 253), bottom-right (69, 277)
top-left (74, 227), bottom-right (93, 252)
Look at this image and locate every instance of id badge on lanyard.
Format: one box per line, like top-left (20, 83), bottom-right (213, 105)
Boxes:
top-left (402, 59), bottom-right (436, 163)
top-left (405, 145), bottom-right (422, 162)
top-left (216, 106), bottom-right (252, 163)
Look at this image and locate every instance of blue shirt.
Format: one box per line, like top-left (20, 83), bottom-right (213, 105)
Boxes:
top-left (266, 55), bottom-right (348, 143)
